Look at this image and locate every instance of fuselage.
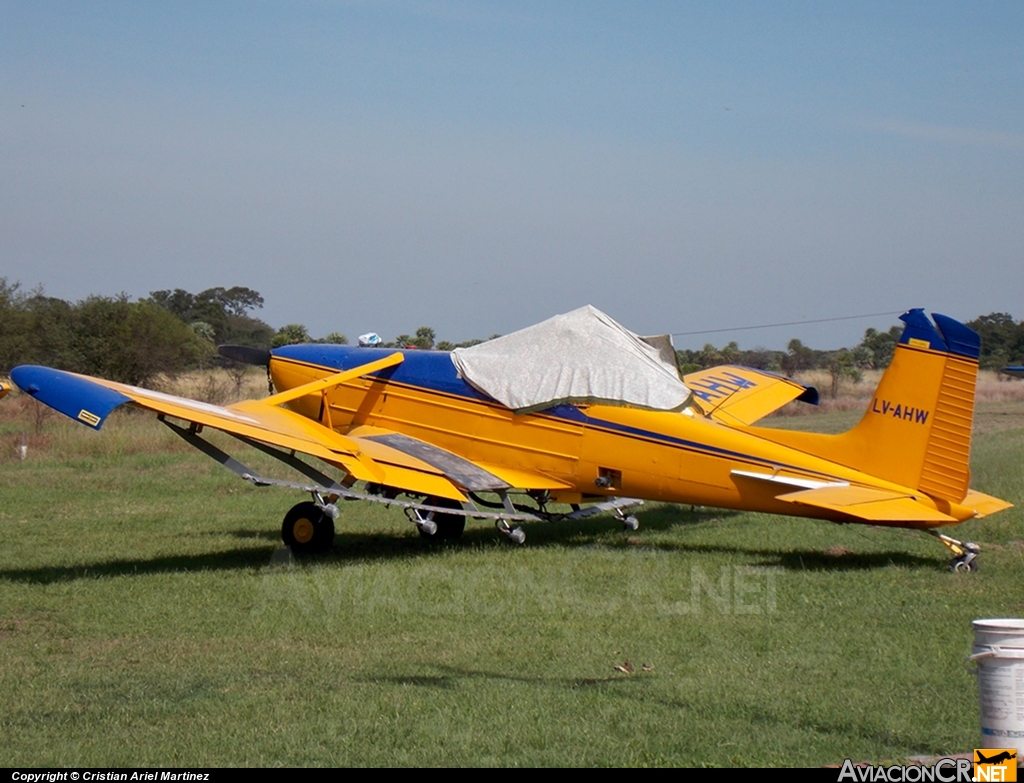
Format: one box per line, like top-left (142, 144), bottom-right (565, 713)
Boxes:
top-left (269, 344), bottom-right (959, 527)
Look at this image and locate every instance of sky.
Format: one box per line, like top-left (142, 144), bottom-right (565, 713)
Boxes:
top-left (2, 1), bottom-right (1022, 350)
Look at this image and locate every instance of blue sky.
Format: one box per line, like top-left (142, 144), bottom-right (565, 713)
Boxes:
top-left (3, 2), bottom-right (1022, 349)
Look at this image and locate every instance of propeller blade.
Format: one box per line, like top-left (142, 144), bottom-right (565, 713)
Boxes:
top-left (218, 344), bottom-right (271, 367)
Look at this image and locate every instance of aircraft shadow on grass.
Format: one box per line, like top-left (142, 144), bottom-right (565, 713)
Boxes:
top-left (0, 547), bottom-right (274, 585)
top-left (354, 663), bottom-right (644, 692)
top-left (0, 505), bottom-right (942, 585)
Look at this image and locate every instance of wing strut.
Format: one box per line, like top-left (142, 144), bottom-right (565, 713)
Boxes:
top-left (263, 352), bottom-right (404, 406)
top-left (160, 416), bottom-right (346, 489)
top-left (157, 415), bottom-right (540, 522)
top-left (159, 417), bottom-right (258, 481)
top-left (227, 432), bottom-right (350, 489)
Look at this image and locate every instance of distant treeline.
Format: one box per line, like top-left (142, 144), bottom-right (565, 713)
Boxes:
top-left (2, 279), bottom-right (1021, 391)
top-left (677, 314), bottom-right (1023, 397)
top-left (1, 281), bottom-right (278, 386)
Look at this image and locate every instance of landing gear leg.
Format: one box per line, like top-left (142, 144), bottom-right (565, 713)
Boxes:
top-left (931, 531), bottom-right (980, 572)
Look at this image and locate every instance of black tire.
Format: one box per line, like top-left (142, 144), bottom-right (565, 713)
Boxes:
top-left (282, 502), bottom-right (335, 555)
top-left (420, 498), bottom-right (466, 541)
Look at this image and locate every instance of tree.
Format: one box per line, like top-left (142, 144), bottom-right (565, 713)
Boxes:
top-left (414, 327), bottom-right (435, 350)
top-left (224, 313), bottom-right (274, 349)
top-left (738, 348), bottom-right (782, 372)
top-left (719, 341), bottom-right (740, 365)
top-left (208, 286), bottom-right (264, 318)
top-left (24, 294), bottom-right (78, 370)
top-left (318, 332), bottom-right (349, 345)
top-left (967, 313), bottom-right (1023, 369)
top-left (857, 325), bottom-right (902, 369)
top-left (697, 343), bottom-right (721, 369)
top-left (190, 321), bottom-right (216, 342)
top-left (149, 286), bottom-right (271, 347)
top-left (272, 324), bottom-right (311, 347)
top-left (0, 279), bottom-right (33, 371)
top-left (388, 327), bottom-right (436, 350)
top-left (826, 349), bottom-right (862, 399)
top-left (782, 339), bottom-right (814, 377)
top-left (59, 296), bottom-right (210, 386)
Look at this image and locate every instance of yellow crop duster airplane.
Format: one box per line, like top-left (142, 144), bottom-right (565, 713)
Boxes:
top-left (9, 306), bottom-right (1012, 571)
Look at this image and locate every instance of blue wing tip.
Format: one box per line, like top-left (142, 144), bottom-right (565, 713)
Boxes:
top-left (11, 365), bottom-right (132, 429)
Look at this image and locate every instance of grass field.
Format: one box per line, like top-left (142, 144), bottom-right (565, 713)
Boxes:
top-left (1, 371), bottom-right (1023, 766)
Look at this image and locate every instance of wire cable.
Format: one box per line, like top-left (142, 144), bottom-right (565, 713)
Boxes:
top-left (670, 310), bottom-right (904, 338)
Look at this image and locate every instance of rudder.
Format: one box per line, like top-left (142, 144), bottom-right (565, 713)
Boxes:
top-left (839, 309), bottom-right (980, 503)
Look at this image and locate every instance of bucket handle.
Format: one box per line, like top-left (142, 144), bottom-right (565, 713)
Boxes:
top-left (964, 645), bottom-right (1024, 674)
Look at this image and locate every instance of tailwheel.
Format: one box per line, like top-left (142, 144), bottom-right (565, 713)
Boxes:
top-left (931, 531), bottom-right (980, 573)
top-left (416, 498), bottom-right (466, 541)
top-left (952, 554), bottom-right (979, 573)
top-left (282, 501), bottom-right (335, 555)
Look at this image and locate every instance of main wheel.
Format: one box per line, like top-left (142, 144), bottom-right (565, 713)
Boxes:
top-left (282, 501), bottom-right (335, 555)
top-left (420, 498), bottom-right (466, 540)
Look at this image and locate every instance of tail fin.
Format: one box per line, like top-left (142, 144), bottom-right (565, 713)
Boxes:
top-left (843, 309), bottom-right (979, 502)
top-left (763, 309), bottom-right (980, 503)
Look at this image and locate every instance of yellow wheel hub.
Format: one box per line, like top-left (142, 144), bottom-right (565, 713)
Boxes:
top-left (292, 518), bottom-right (315, 544)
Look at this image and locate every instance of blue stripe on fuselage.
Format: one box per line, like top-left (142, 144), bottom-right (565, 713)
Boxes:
top-left (273, 344), bottom-right (493, 402)
top-left (272, 345), bottom-right (833, 478)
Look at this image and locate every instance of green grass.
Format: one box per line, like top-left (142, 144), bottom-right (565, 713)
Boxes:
top-left (1, 405), bottom-right (1022, 766)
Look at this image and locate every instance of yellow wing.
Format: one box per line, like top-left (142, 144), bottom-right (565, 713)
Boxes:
top-left (684, 366), bottom-right (818, 426)
top-left (10, 360), bottom-right (467, 501)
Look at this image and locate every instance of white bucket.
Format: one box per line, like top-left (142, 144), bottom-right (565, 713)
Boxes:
top-left (967, 619), bottom-right (1024, 757)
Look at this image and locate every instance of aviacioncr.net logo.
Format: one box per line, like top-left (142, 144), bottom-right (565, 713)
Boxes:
top-left (837, 758), bottom-right (973, 782)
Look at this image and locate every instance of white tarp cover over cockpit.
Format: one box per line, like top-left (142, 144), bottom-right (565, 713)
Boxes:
top-left (450, 305), bottom-right (691, 413)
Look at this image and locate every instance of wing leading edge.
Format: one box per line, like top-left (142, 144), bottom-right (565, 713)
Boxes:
top-left (10, 360), bottom-right (574, 501)
top-left (12, 361), bottom-right (470, 502)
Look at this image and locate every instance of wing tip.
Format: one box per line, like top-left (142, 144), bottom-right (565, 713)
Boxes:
top-left (11, 365), bottom-right (132, 429)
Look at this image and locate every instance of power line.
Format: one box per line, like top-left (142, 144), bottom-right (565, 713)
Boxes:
top-left (670, 310), bottom-right (904, 337)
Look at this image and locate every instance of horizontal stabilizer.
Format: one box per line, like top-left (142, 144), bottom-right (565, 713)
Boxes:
top-left (731, 469), bottom-right (848, 491)
top-left (961, 489), bottom-right (1014, 518)
top-left (684, 365), bottom-right (818, 426)
top-left (776, 485), bottom-right (959, 523)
